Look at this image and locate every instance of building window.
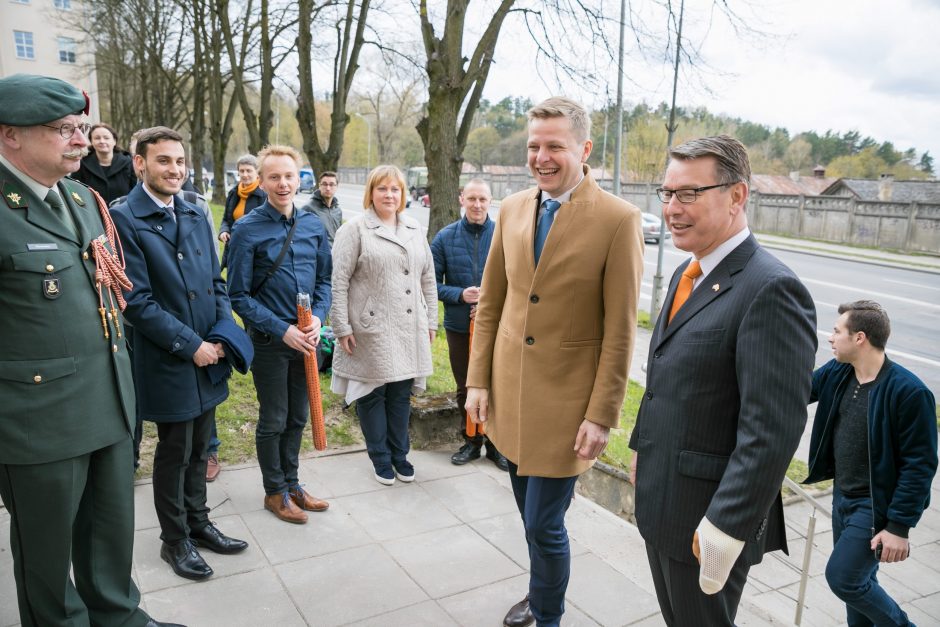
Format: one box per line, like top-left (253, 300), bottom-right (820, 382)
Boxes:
top-left (57, 36), bottom-right (77, 63)
top-left (14, 31), bottom-right (34, 59)
top-left (54, 0), bottom-right (71, 8)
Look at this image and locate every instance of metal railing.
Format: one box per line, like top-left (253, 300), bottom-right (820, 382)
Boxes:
top-left (782, 477), bottom-right (833, 625)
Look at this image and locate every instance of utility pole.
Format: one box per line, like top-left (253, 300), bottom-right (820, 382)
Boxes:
top-left (612, 0), bottom-right (626, 197)
top-left (651, 0), bottom-right (685, 322)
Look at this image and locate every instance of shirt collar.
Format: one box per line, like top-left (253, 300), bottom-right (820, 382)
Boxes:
top-left (0, 153), bottom-right (60, 201)
top-left (540, 171), bottom-right (586, 206)
top-left (142, 182), bottom-right (174, 210)
top-left (693, 227), bottom-right (751, 288)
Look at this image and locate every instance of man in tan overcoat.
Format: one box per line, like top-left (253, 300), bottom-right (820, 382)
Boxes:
top-left (466, 97), bottom-right (644, 627)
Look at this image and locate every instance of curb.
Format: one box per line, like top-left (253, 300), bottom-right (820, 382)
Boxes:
top-left (759, 242), bottom-right (940, 275)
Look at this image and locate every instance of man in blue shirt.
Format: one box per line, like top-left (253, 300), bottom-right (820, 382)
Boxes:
top-left (226, 144), bottom-right (332, 525)
top-left (431, 179), bottom-right (507, 470)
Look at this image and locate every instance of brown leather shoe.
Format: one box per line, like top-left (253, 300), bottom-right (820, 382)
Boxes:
top-left (503, 595), bottom-right (534, 627)
top-left (206, 453), bottom-right (221, 482)
top-left (264, 493), bottom-right (308, 524)
top-left (289, 486), bottom-right (329, 512)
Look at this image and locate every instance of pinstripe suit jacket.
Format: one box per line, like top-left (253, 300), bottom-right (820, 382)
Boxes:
top-left (629, 234), bottom-right (816, 566)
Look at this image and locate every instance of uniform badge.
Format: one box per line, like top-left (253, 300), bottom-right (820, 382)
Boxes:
top-left (70, 191), bottom-right (86, 206)
top-left (7, 192), bottom-right (22, 205)
top-left (43, 277), bottom-right (61, 299)
top-left (2, 182), bottom-right (27, 208)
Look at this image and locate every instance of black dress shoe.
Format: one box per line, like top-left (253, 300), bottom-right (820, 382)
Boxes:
top-left (145, 620), bottom-right (187, 627)
top-left (503, 595), bottom-right (534, 627)
top-left (190, 522), bottom-right (249, 555)
top-left (451, 441), bottom-right (482, 465)
top-left (160, 539), bottom-right (213, 581)
top-left (485, 442), bottom-right (510, 471)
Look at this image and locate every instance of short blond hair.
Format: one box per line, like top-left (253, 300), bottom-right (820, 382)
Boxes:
top-left (363, 164), bottom-right (407, 213)
top-left (527, 97), bottom-right (591, 143)
top-left (257, 144), bottom-right (302, 175)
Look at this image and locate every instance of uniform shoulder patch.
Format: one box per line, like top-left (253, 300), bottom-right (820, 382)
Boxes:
top-left (2, 181), bottom-right (28, 209)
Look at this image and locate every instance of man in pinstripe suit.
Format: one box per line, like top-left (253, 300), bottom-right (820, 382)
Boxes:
top-left (629, 135), bottom-right (817, 626)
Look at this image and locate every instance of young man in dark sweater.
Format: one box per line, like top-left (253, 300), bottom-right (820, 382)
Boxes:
top-left (805, 300), bottom-right (937, 626)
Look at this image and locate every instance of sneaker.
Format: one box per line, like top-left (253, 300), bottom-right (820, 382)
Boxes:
top-left (374, 466), bottom-right (395, 486)
top-left (393, 460), bottom-right (415, 483)
top-left (206, 453), bottom-right (221, 482)
top-left (450, 441), bottom-right (482, 465)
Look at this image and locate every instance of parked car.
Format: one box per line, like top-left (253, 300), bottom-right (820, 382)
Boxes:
top-left (299, 167), bottom-right (315, 193)
top-left (641, 212), bottom-right (671, 244)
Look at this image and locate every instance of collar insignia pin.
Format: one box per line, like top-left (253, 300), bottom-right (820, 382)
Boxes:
top-left (7, 192), bottom-right (22, 205)
top-left (712, 283), bottom-right (720, 291)
top-left (71, 192), bottom-right (85, 206)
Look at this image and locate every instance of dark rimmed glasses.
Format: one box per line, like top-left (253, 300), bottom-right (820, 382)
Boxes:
top-left (41, 122), bottom-right (91, 139)
top-left (656, 183), bottom-right (730, 203)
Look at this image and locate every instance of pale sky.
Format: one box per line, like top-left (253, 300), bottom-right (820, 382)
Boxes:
top-left (482, 0), bottom-right (940, 171)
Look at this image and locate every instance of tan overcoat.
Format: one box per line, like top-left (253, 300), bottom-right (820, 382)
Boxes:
top-left (466, 168), bottom-right (644, 477)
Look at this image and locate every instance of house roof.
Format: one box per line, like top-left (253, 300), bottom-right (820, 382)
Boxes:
top-left (750, 174), bottom-right (836, 196)
top-left (820, 178), bottom-right (940, 203)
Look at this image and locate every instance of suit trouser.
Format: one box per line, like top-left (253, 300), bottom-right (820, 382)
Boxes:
top-left (445, 329), bottom-right (496, 449)
top-left (0, 437), bottom-right (150, 627)
top-left (507, 461), bottom-right (579, 627)
top-left (152, 410), bottom-right (213, 543)
top-left (251, 337), bottom-right (309, 495)
top-left (645, 542), bottom-right (749, 626)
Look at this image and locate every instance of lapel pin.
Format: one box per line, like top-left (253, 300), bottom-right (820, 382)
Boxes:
top-left (71, 192), bottom-right (85, 206)
top-left (712, 283), bottom-right (720, 291)
top-left (7, 192), bottom-right (22, 205)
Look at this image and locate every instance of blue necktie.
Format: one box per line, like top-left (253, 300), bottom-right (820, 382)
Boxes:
top-left (534, 199), bottom-right (560, 265)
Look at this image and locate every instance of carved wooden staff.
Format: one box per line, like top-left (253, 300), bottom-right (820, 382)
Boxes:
top-left (297, 293), bottom-right (327, 450)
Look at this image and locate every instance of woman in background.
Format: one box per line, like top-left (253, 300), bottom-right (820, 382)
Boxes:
top-left (219, 154), bottom-right (267, 267)
top-left (330, 165), bottom-right (437, 486)
top-left (73, 123), bottom-right (136, 204)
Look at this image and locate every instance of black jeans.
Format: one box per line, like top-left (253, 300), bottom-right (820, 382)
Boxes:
top-left (251, 333), bottom-right (308, 496)
top-left (152, 409), bottom-right (213, 543)
top-left (355, 379), bottom-right (413, 471)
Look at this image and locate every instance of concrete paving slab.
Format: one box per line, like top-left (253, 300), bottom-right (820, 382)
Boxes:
top-left (420, 472), bottom-right (520, 523)
top-left (910, 590), bottom-right (940, 622)
top-left (276, 543), bottom-right (428, 626)
top-left (305, 452), bottom-right (399, 497)
top-left (436, 572), bottom-right (533, 627)
top-left (133, 480), bottom-right (160, 531)
top-left (780, 580), bottom-right (848, 623)
top-left (143, 568), bottom-right (306, 626)
top-left (749, 552), bottom-right (804, 590)
top-left (338, 483), bottom-right (460, 542)
top-left (565, 552), bottom-right (661, 626)
top-left (241, 500), bottom-right (370, 565)
top-left (0, 512), bottom-right (18, 627)
top-left (406, 449), bottom-right (479, 482)
top-left (211, 465), bottom-right (267, 514)
top-left (347, 599), bottom-right (458, 626)
top-left (467, 511), bottom-right (530, 568)
top-left (910, 540), bottom-right (940, 575)
top-left (384, 525), bottom-right (523, 598)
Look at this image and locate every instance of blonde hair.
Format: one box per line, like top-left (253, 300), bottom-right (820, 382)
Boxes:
top-left (363, 164), bottom-right (407, 213)
top-left (257, 144), bottom-right (302, 175)
top-left (527, 97), bottom-right (591, 143)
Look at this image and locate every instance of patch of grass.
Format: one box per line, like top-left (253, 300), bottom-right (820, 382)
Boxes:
top-left (599, 380), bottom-right (645, 471)
top-left (637, 309), bottom-right (652, 330)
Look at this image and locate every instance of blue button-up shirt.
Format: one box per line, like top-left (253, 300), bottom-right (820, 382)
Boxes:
top-left (226, 202), bottom-right (332, 340)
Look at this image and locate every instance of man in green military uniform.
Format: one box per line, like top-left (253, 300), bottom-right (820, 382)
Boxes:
top-left (0, 74), bottom-right (181, 627)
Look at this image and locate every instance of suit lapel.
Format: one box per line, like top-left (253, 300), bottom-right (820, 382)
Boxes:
top-left (128, 185), bottom-right (176, 245)
top-left (58, 182), bottom-right (92, 245)
top-left (175, 199), bottom-right (200, 248)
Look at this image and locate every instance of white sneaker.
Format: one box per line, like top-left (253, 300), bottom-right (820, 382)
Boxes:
top-left (374, 468), bottom-right (395, 486)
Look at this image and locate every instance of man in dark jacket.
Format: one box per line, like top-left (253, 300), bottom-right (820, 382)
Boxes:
top-left (302, 170), bottom-right (342, 245)
top-left (111, 126), bottom-right (249, 582)
top-left (805, 300), bottom-right (937, 626)
top-left (431, 179), bottom-right (508, 470)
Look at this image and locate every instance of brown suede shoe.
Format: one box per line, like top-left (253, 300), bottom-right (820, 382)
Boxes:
top-left (264, 493), bottom-right (308, 524)
top-left (288, 486), bottom-right (330, 512)
top-left (206, 453), bottom-right (221, 482)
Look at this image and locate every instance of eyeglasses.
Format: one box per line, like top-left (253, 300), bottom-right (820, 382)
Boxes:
top-left (41, 122), bottom-right (92, 139)
top-left (319, 182), bottom-right (337, 187)
top-left (656, 183), bottom-right (729, 203)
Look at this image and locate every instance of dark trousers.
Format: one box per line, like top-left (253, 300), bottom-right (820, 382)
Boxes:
top-left (356, 379), bottom-right (413, 471)
top-left (152, 410), bottom-right (213, 543)
top-left (645, 542), bottom-right (749, 626)
top-left (827, 489), bottom-right (912, 626)
top-left (446, 329), bottom-right (490, 446)
top-left (251, 337), bottom-right (308, 495)
top-left (0, 438), bottom-right (149, 627)
top-left (507, 461), bottom-right (579, 627)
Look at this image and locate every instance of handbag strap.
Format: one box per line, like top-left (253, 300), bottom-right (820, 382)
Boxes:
top-left (251, 215), bottom-right (300, 297)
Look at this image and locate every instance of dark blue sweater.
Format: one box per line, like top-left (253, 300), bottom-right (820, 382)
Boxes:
top-left (431, 216), bottom-right (494, 333)
top-left (805, 358), bottom-right (937, 537)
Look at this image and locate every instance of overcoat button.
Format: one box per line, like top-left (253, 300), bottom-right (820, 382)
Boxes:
top-left (530, 295), bottom-right (539, 303)
top-left (177, 252), bottom-right (184, 260)
top-left (156, 225), bottom-right (163, 231)
top-left (525, 337), bottom-right (535, 345)
top-left (646, 391), bottom-right (653, 399)
top-left (403, 269), bottom-right (409, 275)
top-left (407, 308), bottom-right (412, 313)
top-left (112, 344), bottom-right (118, 353)
top-left (33, 375), bottom-right (42, 384)
top-left (406, 289), bottom-right (411, 294)
top-left (188, 291), bottom-right (196, 300)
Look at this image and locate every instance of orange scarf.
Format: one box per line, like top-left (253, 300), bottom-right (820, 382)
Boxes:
top-left (233, 179), bottom-right (260, 221)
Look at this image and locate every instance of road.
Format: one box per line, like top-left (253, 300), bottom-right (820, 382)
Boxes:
top-left (300, 184), bottom-right (940, 394)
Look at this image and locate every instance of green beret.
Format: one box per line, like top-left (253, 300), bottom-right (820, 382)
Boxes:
top-left (0, 74), bottom-right (90, 127)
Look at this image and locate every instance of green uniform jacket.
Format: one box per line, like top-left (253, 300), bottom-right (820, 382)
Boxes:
top-left (0, 162), bottom-right (136, 465)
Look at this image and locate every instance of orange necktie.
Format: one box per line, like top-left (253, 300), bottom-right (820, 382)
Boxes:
top-left (668, 260), bottom-right (702, 323)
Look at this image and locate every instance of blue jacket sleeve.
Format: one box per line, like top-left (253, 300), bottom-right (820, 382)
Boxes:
top-left (431, 228), bottom-right (464, 304)
top-left (226, 221), bottom-right (289, 339)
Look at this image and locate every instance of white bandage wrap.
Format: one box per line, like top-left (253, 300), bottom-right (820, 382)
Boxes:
top-left (696, 516), bottom-right (745, 595)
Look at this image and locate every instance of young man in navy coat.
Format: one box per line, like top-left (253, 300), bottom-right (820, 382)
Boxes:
top-left (111, 126), bottom-right (249, 581)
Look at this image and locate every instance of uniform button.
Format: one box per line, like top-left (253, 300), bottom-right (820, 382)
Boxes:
top-left (33, 375), bottom-right (42, 384)
top-left (525, 337), bottom-right (535, 345)
top-left (646, 391), bottom-right (653, 399)
top-left (407, 308), bottom-right (412, 314)
top-left (45, 264), bottom-right (54, 272)
top-left (112, 344), bottom-right (118, 353)
top-left (177, 252), bottom-right (184, 260)
top-left (82, 251), bottom-right (89, 260)
top-left (188, 291), bottom-right (196, 300)
top-left (530, 295), bottom-right (539, 303)
top-left (403, 269), bottom-right (409, 275)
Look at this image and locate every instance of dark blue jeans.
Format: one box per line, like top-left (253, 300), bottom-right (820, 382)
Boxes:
top-left (827, 489), bottom-right (913, 626)
top-left (251, 335), bottom-right (308, 496)
top-left (355, 379), bottom-right (413, 472)
top-left (507, 461), bottom-right (579, 627)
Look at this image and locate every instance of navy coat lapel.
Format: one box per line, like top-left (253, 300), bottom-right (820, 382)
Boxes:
top-left (127, 184), bottom-right (177, 244)
top-left (174, 198), bottom-right (202, 248)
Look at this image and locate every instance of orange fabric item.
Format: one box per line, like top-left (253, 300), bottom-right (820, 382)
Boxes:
top-left (668, 260), bottom-right (702, 323)
top-left (233, 179), bottom-right (260, 222)
top-left (297, 295), bottom-right (327, 450)
top-left (465, 319), bottom-right (485, 437)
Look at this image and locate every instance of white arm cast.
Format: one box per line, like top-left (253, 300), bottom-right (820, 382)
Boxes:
top-left (696, 516), bottom-right (745, 595)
